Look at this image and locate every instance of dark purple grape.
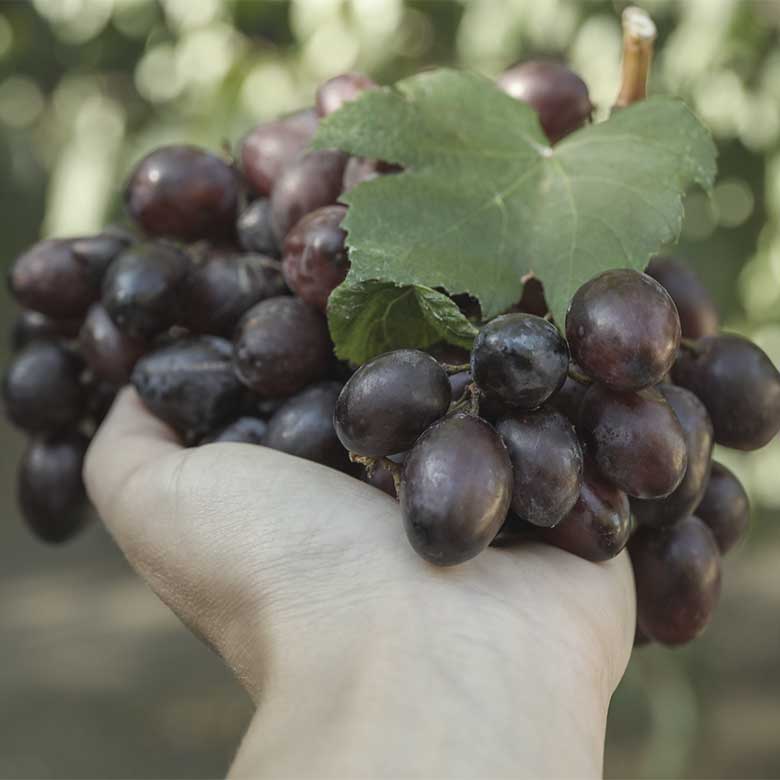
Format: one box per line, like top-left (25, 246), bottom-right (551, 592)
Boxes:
top-left (489, 512), bottom-right (536, 548)
top-left (566, 269), bottom-right (681, 391)
top-left (3, 342), bottom-right (85, 432)
top-left (471, 313), bottom-right (568, 409)
top-left (364, 463), bottom-right (398, 499)
top-left (18, 432), bottom-right (90, 544)
top-left (270, 149), bottom-right (348, 242)
top-left (124, 145), bottom-right (239, 241)
top-left (512, 276), bottom-right (549, 317)
top-left (449, 371), bottom-right (472, 401)
top-left (264, 381), bottom-right (349, 470)
top-left (497, 61), bottom-right (593, 143)
top-left (579, 384), bottom-right (688, 499)
top-left (240, 108), bottom-right (319, 197)
top-left (102, 242), bottom-right (190, 339)
top-left (180, 250), bottom-right (286, 337)
top-left (203, 416), bottom-right (268, 445)
top-left (237, 199), bottom-right (279, 257)
top-left (282, 205), bottom-right (349, 312)
top-left (646, 256), bottom-right (719, 339)
top-left (86, 379), bottom-right (118, 426)
top-left (315, 72), bottom-right (377, 117)
top-left (233, 296), bottom-right (333, 397)
top-left (695, 462), bottom-right (750, 554)
top-left (341, 157), bottom-right (401, 192)
top-left (11, 310), bottom-right (81, 350)
top-left (548, 373), bottom-right (588, 426)
top-left (630, 515), bottom-right (721, 645)
top-left (334, 349), bottom-right (451, 457)
top-left (79, 304), bottom-right (146, 385)
top-left (672, 335), bottom-right (780, 451)
top-left (537, 462), bottom-right (631, 561)
top-left (632, 385), bottom-right (713, 527)
top-left (496, 408), bottom-right (583, 527)
top-left (131, 336), bottom-right (244, 441)
top-left (400, 412), bottom-right (513, 565)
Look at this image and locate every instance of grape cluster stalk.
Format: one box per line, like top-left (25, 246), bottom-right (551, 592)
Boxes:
top-left (3, 22), bottom-right (779, 651)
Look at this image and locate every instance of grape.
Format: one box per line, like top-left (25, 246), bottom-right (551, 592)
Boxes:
top-left (449, 371), bottom-right (472, 401)
top-left (646, 256), bottom-right (719, 339)
top-left (203, 416), bottom-right (268, 445)
top-left (86, 379), bottom-right (118, 426)
top-left (548, 373), bottom-right (588, 426)
top-left (364, 464), bottom-right (399, 499)
top-left (489, 512), bottom-right (536, 548)
top-left (11, 310), bottom-right (81, 350)
top-left (102, 242), bottom-right (190, 339)
top-left (566, 269), bottom-right (681, 390)
top-left (237, 199), bottom-right (279, 257)
top-left (315, 72), bottom-right (377, 117)
top-left (270, 149), bottom-right (348, 242)
top-left (471, 313), bottom-right (568, 409)
top-left (512, 276), bottom-right (548, 317)
top-left (497, 61), bottom-right (593, 143)
top-left (537, 462), bottom-right (631, 561)
top-left (695, 462), bottom-right (750, 554)
top-left (233, 296), bottom-right (333, 397)
top-left (579, 384), bottom-right (688, 499)
top-left (131, 336), bottom-right (244, 441)
top-left (333, 349), bottom-right (451, 457)
top-left (240, 108), bottom-right (319, 197)
top-left (496, 408), bottom-right (583, 527)
top-left (630, 516), bottom-right (721, 645)
top-left (180, 250), bottom-right (286, 337)
top-left (18, 432), bottom-right (90, 544)
top-left (400, 412), bottom-right (513, 565)
top-left (264, 381), bottom-right (349, 470)
top-left (631, 385), bottom-right (713, 527)
top-left (282, 205), bottom-right (349, 312)
top-left (124, 145), bottom-right (239, 241)
top-left (672, 334), bottom-right (780, 450)
top-left (79, 304), bottom-right (146, 385)
top-left (342, 157), bottom-right (401, 192)
top-left (3, 342), bottom-right (85, 432)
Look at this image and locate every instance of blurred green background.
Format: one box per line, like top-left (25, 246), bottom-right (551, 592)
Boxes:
top-left (1, 0), bottom-right (779, 777)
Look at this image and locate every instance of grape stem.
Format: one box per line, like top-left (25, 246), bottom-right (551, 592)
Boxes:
top-left (614, 6), bottom-right (657, 109)
top-left (679, 337), bottom-right (705, 356)
top-left (442, 362), bottom-right (470, 375)
top-left (350, 453), bottom-right (402, 494)
top-left (567, 365), bottom-right (593, 385)
top-left (449, 382), bottom-right (481, 414)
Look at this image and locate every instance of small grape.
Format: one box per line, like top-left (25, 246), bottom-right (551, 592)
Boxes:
top-left (282, 205), bottom-right (349, 312)
top-left (363, 464), bottom-right (399, 499)
top-left (511, 276), bottom-right (549, 317)
top-left (333, 349), bottom-right (451, 457)
top-left (11, 310), bottom-right (81, 350)
top-left (315, 72), bottom-right (378, 117)
top-left (496, 408), bottom-right (583, 527)
top-left (237, 199), bottom-right (279, 257)
top-left (548, 373), bottom-right (588, 426)
top-left (489, 512), bottom-right (536, 548)
top-left (672, 334), bottom-right (780, 451)
top-left (86, 379), bottom-right (118, 427)
top-left (695, 462), bottom-right (750, 554)
top-left (203, 416), bottom-right (268, 445)
top-left (449, 371), bottom-right (472, 402)
top-left (471, 313), bottom-right (569, 409)
top-left (566, 269), bottom-right (681, 390)
top-left (79, 304), bottom-right (145, 386)
top-left (400, 412), bottom-right (513, 565)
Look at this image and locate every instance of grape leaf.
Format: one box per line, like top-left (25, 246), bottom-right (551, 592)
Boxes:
top-left (328, 280), bottom-right (477, 363)
top-left (313, 68), bottom-right (717, 358)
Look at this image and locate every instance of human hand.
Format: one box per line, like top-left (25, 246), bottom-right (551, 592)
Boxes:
top-left (85, 387), bottom-right (635, 779)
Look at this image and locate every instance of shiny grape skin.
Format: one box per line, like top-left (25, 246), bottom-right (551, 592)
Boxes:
top-left (672, 334), bottom-right (780, 451)
top-left (400, 412), bottom-right (513, 566)
top-left (497, 61), bottom-right (593, 143)
top-left (566, 269), bottom-right (681, 391)
top-left (511, 276), bottom-right (549, 317)
top-left (333, 350), bottom-right (452, 457)
top-left (124, 145), bottom-right (240, 241)
top-left (18, 432), bottom-right (90, 544)
top-left (695, 462), bottom-right (750, 554)
top-left (203, 416), bottom-right (268, 445)
top-left (264, 381), bottom-right (350, 470)
top-left (79, 304), bottom-right (146, 385)
top-left (11, 310), bottom-right (82, 350)
top-left (282, 205), bottom-right (349, 312)
top-left (102, 242), bottom-right (190, 339)
top-left (342, 157), bottom-right (401, 192)
top-left (131, 336), bottom-right (244, 441)
top-left (496, 408), bottom-right (583, 528)
top-left (240, 108), bottom-right (319, 197)
top-left (579, 384), bottom-right (688, 499)
top-left (548, 373), bottom-right (588, 426)
top-left (630, 515), bottom-right (721, 646)
top-left (315, 72), bottom-right (378, 117)
top-left (180, 251), bottom-right (286, 337)
top-left (631, 385), bottom-right (714, 528)
top-left (270, 149), bottom-right (348, 242)
top-left (237, 199), bottom-right (279, 257)
top-left (471, 313), bottom-right (569, 409)
top-left (233, 296), bottom-right (333, 397)
top-left (537, 462), bottom-right (631, 562)
top-left (646, 256), bottom-right (719, 339)
top-left (3, 341), bottom-right (85, 432)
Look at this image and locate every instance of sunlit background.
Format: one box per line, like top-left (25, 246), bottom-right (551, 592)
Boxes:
top-left (1, 0), bottom-right (779, 777)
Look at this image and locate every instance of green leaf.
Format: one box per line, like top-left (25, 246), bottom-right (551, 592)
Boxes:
top-left (327, 279), bottom-right (477, 364)
top-left (313, 68), bottom-right (717, 332)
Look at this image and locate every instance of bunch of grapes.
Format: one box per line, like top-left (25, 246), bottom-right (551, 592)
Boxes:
top-left (3, 61), bottom-right (779, 652)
